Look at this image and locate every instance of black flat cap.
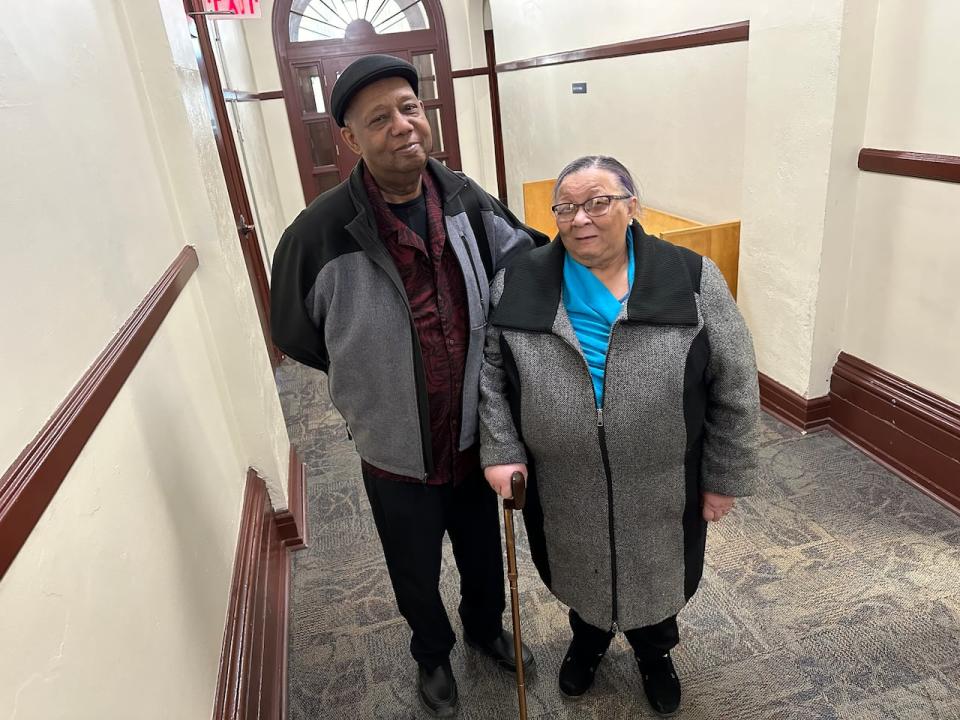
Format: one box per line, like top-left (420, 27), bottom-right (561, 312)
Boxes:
top-left (330, 54), bottom-right (419, 127)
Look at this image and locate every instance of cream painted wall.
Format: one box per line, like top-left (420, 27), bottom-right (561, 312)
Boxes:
top-left (0, 288), bottom-right (243, 720)
top-left (487, 0), bottom-right (752, 65)
top-left (0, 1), bottom-right (192, 464)
top-left (486, 0), bottom-right (750, 219)
top-left (806, 0), bottom-right (879, 395)
top-left (235, 0), bottom-right (310, 227)
top-left (737, 0), bottom-right (873, 398)
top-left (496, 44), bottom-right (748, 221)
top-left (0, 0), bottom-right (291, 716)
top-left (455, 75), bottom-right (497, 193)
top-left (842, 0), bottom-right (960, 402)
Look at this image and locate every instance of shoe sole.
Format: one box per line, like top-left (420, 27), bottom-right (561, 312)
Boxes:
top-left (463, 636), bottom-right (537, 677)
top-left (650, 708), bottom-right (679, 718)
top-left (558, 686), bottom-right (589, 702)
top-left (416, 686), bottom-right (458, 718)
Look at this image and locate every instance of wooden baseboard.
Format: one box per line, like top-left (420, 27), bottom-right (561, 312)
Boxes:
top-left (276, 446), bottom-right (308, 551)
top-left (829, 353), bottom-right (960, 513)
top-left (758, 372), bottom-right (831, 432)
top-left (215, 464), bottom-right (306, 720)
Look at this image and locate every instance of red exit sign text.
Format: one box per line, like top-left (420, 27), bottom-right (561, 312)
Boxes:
top-left (203, 0), bottom-right (261, 18)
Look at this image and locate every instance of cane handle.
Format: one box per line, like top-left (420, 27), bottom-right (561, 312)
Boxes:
top-left (504, 471), bottom-right (526, 511)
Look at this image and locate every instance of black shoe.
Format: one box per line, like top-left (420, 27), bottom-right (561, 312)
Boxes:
top-left (417, 662), bottom-right (458, 718)
top-left (464, 630), bottom-right (536, 674)
top-left (638, 652), bottom-right (681, 717)
top-left (558, 641), bottom-right (606, 699)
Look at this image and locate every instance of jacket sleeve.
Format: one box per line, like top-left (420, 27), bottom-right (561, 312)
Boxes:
top-left (700, 257), bottom-right (760, 496)
top-left (478, 271), bottom-right (528, 468)
top-left (468, 180), bottom-right (550, 272)
top-left (270, 228), bottom-right (329, 373)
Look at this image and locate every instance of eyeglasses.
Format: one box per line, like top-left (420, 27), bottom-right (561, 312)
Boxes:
top-left (550, 195), bottom-right (632, 221)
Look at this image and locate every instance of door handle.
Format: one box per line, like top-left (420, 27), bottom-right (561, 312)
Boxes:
top-left (238, 213), bottom-right (255, 235)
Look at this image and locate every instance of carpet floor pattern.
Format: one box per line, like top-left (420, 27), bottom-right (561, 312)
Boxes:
top-left (276, 360), bottom-right (960, 720)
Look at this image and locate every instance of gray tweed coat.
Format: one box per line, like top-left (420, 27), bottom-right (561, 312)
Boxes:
top-left (478, 222), bottom-right (760, 631)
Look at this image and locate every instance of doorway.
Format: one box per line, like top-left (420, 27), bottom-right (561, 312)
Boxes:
top-left (273, 0), bottom-right (462, 204)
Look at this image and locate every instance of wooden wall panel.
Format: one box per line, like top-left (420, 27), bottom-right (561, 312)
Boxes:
top-left (520, 179), bottom-right (741, 297)
top-left (639, 207), bottom-right (700, 236)
top-left (521, 178), bottom-right (558, 238)
top-left (662, 221), bottom-right (741, 298)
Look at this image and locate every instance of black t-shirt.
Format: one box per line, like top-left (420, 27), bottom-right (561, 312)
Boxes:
top-left (387, 193), bottom-right (428, 241)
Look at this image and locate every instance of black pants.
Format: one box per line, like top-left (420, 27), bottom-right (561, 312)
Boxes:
top-left (569, 609), bottom-right (679, 662)
top-left (361, 465), bottom-right (506, 669)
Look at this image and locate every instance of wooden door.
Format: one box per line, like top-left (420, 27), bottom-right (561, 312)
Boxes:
top-left (274, 0), bottom-right (462, 204)
top-left (185, 0), bottom-right (280, 366)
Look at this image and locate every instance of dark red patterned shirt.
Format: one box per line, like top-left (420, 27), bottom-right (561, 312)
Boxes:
top-left (360, 165), bottom-right (478, 486)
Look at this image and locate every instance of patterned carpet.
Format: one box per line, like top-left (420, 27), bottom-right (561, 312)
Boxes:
top-left (276, 359), bottom-right (960, 720)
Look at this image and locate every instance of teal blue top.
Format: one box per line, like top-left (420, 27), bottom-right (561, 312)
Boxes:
top-left (562, 228), bottom-right (636, 406)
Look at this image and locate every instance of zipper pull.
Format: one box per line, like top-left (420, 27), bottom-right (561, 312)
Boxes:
top-left (597, 408), bottom-right (604, 427)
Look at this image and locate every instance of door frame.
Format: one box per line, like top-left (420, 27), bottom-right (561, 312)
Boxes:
top-left (184, 0), bottom-right (280, 367)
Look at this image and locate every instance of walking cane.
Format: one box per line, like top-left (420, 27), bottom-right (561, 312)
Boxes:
top-left (503, 470), bottom-right (528, 720)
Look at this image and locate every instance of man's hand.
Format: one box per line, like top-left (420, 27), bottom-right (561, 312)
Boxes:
top-left (484, 463), bottom-right (527, 499)
top-left (701, 491), bottom-right (735, 522)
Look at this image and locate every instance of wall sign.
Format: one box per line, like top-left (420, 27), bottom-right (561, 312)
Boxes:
top-left (203, 0), bottom-right (262, 18)
top-left (572, 82), bottom-right (587, 94)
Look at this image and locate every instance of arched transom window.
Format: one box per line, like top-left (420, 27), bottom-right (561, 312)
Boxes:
top-left (288, 1), bottom-right (431, 42)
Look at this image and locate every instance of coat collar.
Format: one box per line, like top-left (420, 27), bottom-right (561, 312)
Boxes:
top-left (346, 157), bottom-right (466, 217)
top-left (492, 220), bottom-right (699, 331)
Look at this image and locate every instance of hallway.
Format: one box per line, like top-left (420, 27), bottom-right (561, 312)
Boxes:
top-left (276, 360), bottom-right (960, 720)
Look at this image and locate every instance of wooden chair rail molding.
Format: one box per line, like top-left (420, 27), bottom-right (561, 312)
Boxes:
top-left (0, 246), bottom-right (198, 580)
top-left (496, 21), bottom-right (749, 73)
top-left (451, 67), bottom-right (490, 79)
top-left (858, 148), bottom-right (960, 184)
top-left (522, 178), bottom-right (741, 297)
top-left (223, 89), bottom-right (285, 102)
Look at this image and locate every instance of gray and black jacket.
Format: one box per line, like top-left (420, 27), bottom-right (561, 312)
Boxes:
top-left (270, 159), bottom-right (547, 480)
top-left (479, 222), bottom-right (760, 630)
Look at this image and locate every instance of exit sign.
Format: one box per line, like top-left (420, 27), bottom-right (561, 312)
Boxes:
top-left (203, 0), bottom-right (261, 18)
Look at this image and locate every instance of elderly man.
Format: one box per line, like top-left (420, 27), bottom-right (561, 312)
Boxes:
top-left (270, 55), bottom-right (544, 717)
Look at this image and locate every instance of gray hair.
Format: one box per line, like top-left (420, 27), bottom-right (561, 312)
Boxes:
top-left (553, 155), bottom-right (638, 203)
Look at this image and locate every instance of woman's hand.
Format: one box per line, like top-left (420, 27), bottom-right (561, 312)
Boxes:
top-left (701, 491), bottom-right (735, 522)
top-left (484, 463), bottom-right (527, 499)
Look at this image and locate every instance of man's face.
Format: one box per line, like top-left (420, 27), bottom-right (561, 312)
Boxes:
top-left (341, 77), bottom-right (433, 178)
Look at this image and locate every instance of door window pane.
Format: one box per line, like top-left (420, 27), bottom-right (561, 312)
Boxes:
top-left (314, 172), bottom-right (340, 196)
top-left (297, 66), bottom-right (325, 114)
top-left (412, 53), bottom-right (437, 101)
top-left (376, 1), bottom-right (430, 34)
top-left (307, 121), bottom-right (336, 167)
top-left (424, 107), bottom-right (443, 153)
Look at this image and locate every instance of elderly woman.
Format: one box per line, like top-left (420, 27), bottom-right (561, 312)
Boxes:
top-left (479, 156), bottom-right (759, 716)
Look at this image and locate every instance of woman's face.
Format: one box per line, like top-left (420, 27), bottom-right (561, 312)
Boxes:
top-left (553, 168), bottom-right (637, 268)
